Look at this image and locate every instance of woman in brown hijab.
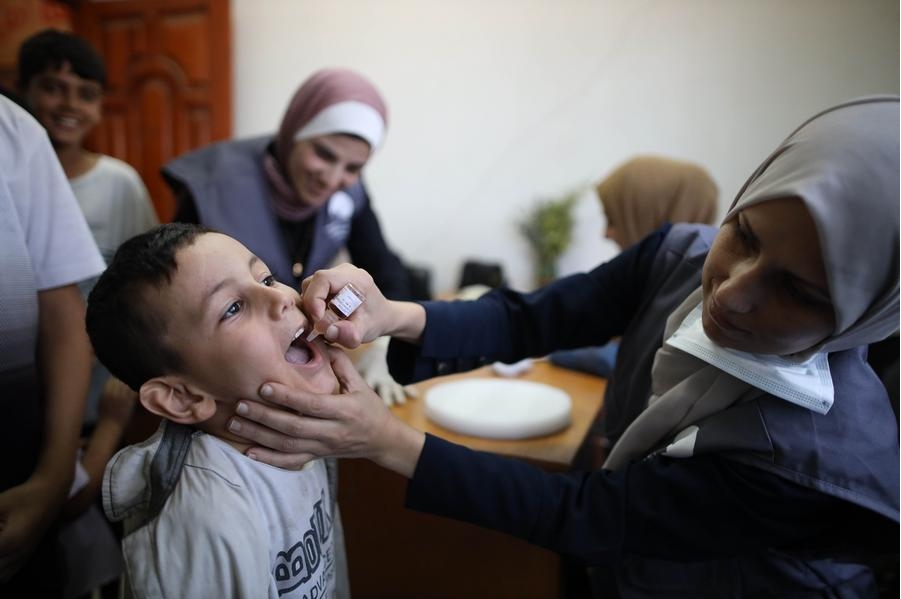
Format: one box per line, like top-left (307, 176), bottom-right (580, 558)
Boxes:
top-left (551, 155), bottom-right (719, 381)
top-left (597, 155), bottom-right (718, 249)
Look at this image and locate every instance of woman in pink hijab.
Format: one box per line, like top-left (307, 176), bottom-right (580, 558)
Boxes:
top-left (163, 68), bottom-right (411, 300)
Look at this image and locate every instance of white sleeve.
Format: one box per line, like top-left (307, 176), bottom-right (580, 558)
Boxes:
top-left (1, 99), bottom-right (104, 290)
top-left (119, 161), bottom-right (160, 234)
top-left (121, 469), bottom-right (271, 599)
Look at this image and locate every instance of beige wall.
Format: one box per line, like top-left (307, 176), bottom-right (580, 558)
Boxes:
top-left (232, 0), bottom-right (899, 293)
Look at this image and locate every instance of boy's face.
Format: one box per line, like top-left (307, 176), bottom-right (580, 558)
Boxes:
top-left (21, 61), bottom-right (103, 149)
top-left (157, 233), bottom-right (338, 403)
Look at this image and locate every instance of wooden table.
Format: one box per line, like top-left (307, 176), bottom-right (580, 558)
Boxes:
top-left (337, 360), bottom-right (606, 599)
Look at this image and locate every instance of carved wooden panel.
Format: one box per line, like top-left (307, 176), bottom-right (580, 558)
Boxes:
top-left (74, 0), bottom-right (231, 221)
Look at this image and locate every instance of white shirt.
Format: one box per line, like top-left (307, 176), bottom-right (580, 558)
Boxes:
top-left (106, 425), bottom-right (337, 598)
top-left (70, 154), bottom-right (159, 295)
top-left (0, 96), bottom-right (104, 371)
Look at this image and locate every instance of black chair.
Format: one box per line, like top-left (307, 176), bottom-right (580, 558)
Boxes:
top-left (458, 260), bottom-right (506, 290)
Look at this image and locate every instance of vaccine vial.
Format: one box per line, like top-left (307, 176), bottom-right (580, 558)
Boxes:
top-left (306, 283), bottom-right (365, 341)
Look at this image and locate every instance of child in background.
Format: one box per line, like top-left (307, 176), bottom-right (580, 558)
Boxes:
top-left (86, 223), bottom-right (349, 598)
top-left (18, 28), bottom-right (159, 422)
top-left (17, 29), bottom-right (159, 293)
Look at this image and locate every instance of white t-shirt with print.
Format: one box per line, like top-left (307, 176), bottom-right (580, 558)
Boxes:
top-left (117, 430), bottom-right (336, 599)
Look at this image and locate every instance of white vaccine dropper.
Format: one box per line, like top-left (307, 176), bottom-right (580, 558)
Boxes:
top-left (306, 283), bottom-right (366, 342)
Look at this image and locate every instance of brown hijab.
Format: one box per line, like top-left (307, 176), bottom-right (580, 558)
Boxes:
top-left (596, 156), bottom-right (718, 247)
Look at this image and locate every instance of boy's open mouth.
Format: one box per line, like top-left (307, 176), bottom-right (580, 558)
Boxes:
top-left (285, 329), bottom-right (313, 365)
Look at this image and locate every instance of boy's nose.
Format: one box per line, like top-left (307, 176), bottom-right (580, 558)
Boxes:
top-left (62, 87), bottom-right (78, 107)
top-left (267, 288), bottom-right (293, 318)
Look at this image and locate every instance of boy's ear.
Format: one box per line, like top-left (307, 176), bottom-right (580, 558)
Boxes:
top-left (139, 377), bottom-right (216, 424)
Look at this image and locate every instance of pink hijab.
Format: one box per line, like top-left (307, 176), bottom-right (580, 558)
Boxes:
top-left (263, 68), bottom-right (388, 221)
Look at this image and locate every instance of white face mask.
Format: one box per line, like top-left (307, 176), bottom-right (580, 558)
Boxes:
top-left (665, 305), bottom-right (834, 414)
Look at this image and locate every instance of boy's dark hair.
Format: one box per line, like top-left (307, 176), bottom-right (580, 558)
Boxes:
top-left (17, 29), bottom-right (107, 89)
top-left (86, 223), bottom-right (214, 391)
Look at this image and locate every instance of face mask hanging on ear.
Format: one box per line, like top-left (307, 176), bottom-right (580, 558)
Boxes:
top-left (666, 305), bottom-right (834, 414)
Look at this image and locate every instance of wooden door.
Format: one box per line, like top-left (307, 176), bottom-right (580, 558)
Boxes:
top-left (73, 0), bottom-right (231, 221)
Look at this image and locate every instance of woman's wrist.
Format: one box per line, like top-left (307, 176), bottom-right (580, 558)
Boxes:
top-left (371, 417), bottom-right (426, 479)
top-left (386, 301), bottom-right (426, 344)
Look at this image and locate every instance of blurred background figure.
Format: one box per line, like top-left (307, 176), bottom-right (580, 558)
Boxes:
top-left (552, 155), bottom-right (718, 466)
top-left (553, 155), bottom-right (718, 375)
top-left (164, 67), bottom-right (411, 298)
top-left (597, 155), bottom-right (718, 251)
top-left (17, 28), bottom-right (158, 421)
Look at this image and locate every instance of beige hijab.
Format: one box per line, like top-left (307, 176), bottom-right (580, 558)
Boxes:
top-left (596, 156), bottom-right (718, 247)
top-left (604, 97), bottom-right (900, 470)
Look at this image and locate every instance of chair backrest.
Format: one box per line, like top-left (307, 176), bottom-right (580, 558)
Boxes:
top-left (458, 260), bottom-right (506, 290)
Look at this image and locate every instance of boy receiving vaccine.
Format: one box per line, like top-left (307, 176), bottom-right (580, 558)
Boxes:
top-left (85, 223), bottom-right (349, 598)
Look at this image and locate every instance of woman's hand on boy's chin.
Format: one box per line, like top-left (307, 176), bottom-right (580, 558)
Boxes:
top-left (226, 348), bottom-right (424, 476)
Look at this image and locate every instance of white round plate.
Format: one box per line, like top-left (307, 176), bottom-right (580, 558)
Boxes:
top-left (424, 378), bottom-right (572, 440)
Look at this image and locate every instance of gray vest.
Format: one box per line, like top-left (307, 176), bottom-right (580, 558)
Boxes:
top-left (606, 224), bottom-right (899, 597)
top-left (162, 136), bottom-right (367, 287)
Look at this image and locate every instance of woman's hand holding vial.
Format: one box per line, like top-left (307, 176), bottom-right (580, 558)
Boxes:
top-left (300, 264), bottom-right (427, 348)
top-left (305, 282), bottom-right (366, 342)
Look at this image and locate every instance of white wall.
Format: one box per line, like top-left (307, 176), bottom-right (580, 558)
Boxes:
top-left (231, 0), bottom-right (898, 294)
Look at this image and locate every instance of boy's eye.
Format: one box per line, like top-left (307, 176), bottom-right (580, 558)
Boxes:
top-left (262, 274), bottom-right (276, 287)
top-left (39, 79), bottom-right (63, 94)
top-left (79, 86), bottom-right (101, 102)
top-left (222, 301), bottom-right (242, 320)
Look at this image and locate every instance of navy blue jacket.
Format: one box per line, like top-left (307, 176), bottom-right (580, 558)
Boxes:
top-left (388, 224), bottom-right (899, 598)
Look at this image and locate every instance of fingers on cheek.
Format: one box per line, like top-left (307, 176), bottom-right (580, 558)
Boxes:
top-left (262, 387), bottom-right (299, 411)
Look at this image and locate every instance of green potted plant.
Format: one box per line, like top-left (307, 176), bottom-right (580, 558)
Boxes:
top-left (518, 189), bottom-right (579, 286)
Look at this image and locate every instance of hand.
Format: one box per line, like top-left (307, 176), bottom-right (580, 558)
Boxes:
top-left (228, 347), bottom-right (425, 477)
top-left (351, 336), bottom-right (419, 406)
top-left (300, 264), bottom-right (388, 347)
top-left (97, 376), bottom-right (137, 430)
top-left (0, 476), bottom-right (65, 582)
top-left (64, 376), bottom-right (137, 519)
